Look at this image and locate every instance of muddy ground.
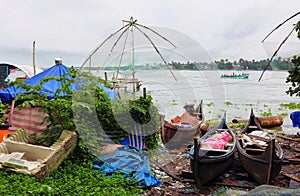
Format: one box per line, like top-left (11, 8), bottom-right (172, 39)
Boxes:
top-left (146, 133), bottom-right (300, 196)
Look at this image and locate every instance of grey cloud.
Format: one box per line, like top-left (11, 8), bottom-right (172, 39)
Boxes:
top-left (0, 0), bottom-right (299, 66)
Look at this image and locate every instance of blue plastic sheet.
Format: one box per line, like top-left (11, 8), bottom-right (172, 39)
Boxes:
top-left (93, 145), bottom-right (161, 188)
top-left (290, 111), bottom-right (300, 128)
top-left (0, 64), bottom-right (117, 102)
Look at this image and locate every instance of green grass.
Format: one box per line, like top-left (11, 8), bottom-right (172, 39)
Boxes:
top-left (0, 153), bottom-right (146, 196)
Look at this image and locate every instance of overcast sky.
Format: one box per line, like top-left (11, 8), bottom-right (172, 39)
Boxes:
top-left (0, 0), bottom-right (299, 67)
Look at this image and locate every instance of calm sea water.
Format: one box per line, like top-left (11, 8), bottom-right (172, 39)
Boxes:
top-left (124, 69), bottom-right (299, 135)
top-left (10, 68), bottom-right (299, 133)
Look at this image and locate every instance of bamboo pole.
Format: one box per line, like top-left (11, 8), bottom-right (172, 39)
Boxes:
top-left (261, 11), bottom-right (300, 42)
top-left (32, 41), bottom-right (36, 75)
top-left (258, 26), bottom-right (296, 81)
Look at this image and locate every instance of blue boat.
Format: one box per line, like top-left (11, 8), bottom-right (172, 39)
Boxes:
top-left (221, 73), bottom-right (249, 79)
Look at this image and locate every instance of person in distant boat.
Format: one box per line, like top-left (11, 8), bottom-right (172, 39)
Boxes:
top-left (55, 57), bottom-right (63, 66)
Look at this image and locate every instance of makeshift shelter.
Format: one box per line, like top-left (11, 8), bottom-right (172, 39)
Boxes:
top-left (0, 63), bottom-right (43, 89)
top-left (0, 64), bottom-right (117, 136)
top-left (0, 64), bottom-right (117, 102)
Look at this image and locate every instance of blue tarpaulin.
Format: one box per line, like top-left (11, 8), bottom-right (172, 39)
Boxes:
top-left (92, 145), bottom-right (161, 188)
top-left (0, 64), bottom-right (117, 102)
top-left (290, 111), bottom-right (300, 128)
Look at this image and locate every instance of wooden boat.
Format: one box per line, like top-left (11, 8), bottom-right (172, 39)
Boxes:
top-left (236, 109), bottom-right (283, 184)
top-left (190, 112), bottom-right (236, 186)
top-left (161, 100), bottom-right (204, 149)
top-left (232, 115), bottom-right (283, 128)
top-left (221, 73), bottom-right (249, 79)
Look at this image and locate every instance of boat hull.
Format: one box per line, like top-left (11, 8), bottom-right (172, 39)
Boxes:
top-left (191, 150), bottom-right (235, 185)
top-left (162, 124), bottom-right (201, 149)
top-left (236, 109), bottom-right (283, 184)
top-left (161, 101), bottom-right (204, 149)
top-left (237, 142), bottom-right (283, 184)
top-left (191, 113), bottom-right (236, 186)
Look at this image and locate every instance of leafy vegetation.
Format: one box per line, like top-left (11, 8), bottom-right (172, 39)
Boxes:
top-left (0, 103), bottom-right (10, 123)
top-left (0, 67), bottom-right (161, 195)
top-left (286, 55), bottom-right (300, 97)
top-left (278, 112), bottom-right (289, 117)
top-left (0, 160), bottom-right (145, 196)
top-left (224, 101), bottom-right (233, 106)
top-left (207, 102), bottom-right (214, 107)
top-left (286, 21), bottom-right (300, 97)
top-left (228, 122), bottom-right (247, 129)
top-left (280, 102), bottom-right (300, 110)
top-left (260, 108), bottom-right (272, 117)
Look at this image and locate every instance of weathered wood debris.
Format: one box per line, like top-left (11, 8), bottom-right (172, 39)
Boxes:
top-left (147, 131), bottom-right (300, 196)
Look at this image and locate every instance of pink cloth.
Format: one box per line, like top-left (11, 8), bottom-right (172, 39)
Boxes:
top-left (200, 131), bottom-right (232, 150)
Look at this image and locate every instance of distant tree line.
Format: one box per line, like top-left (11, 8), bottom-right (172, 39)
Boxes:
top-left (83, 57), bottom-right (293, 71)
top-left (169, 57), bottom-right (293, 70)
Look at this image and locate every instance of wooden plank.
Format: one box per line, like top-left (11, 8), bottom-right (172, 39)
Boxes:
top-left (180, 170), bottom-right (194, 179)
top-left (294, 147), bottom-right (300, 153)
top-left (212, 182), bottom-right (256, 189)
top-left (283, 158), bottom-right (300, 164)
top-left (217, 129), bottom-right (229, 131)
top-left (247, 134), bottom-right (271, 142)
top-left (245, 148), bottom-right (265, 152)
top-left (282, 173), bottom-right (300, 183)
top-left (277, 134), bottom-right (300, 142)
top-left (200, 148), bottom-right (229, 152)
top-left (150, 160), bottom-right (182, 181)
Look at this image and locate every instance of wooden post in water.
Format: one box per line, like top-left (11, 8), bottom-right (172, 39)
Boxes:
top-left (132, 71), bottom-right (136, 92)
top-left (143, 87), bottom-right (146, 98)
top-left (104, 72), bottom-right (108, 81)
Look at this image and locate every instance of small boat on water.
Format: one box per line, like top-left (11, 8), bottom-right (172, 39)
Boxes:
top-left (221, 73), bottom-right (249, 79)
top-left (161, 100), bottom-right (204, 149)
top-left (236, 109), bottom-right (283, 184)
top-left (190, 112), bottom-right (236, 186)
